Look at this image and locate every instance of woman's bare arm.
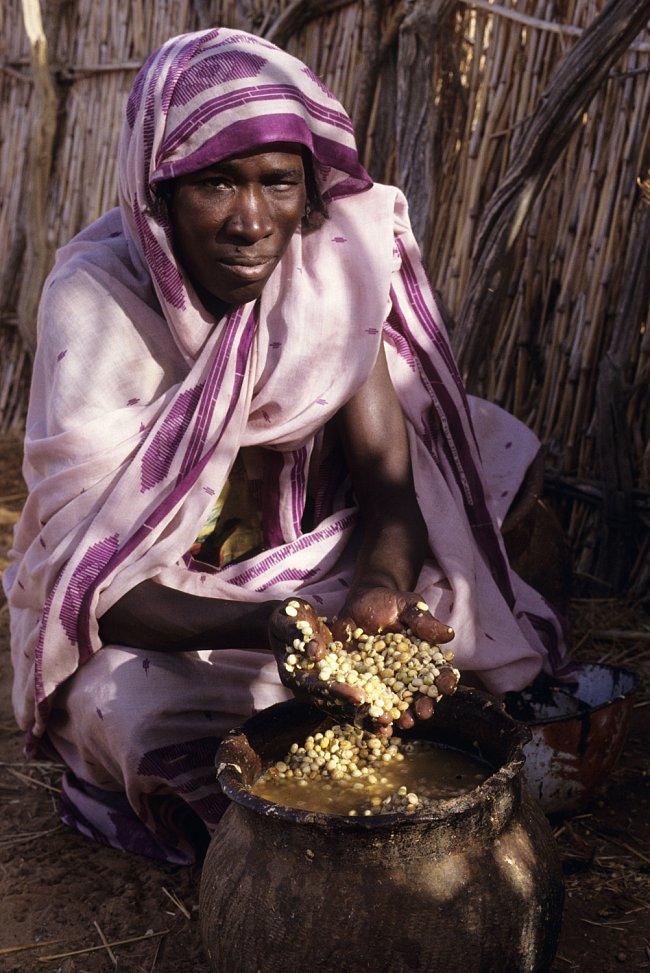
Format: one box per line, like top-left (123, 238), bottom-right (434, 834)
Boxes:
top-left (332, 341), bottom-right (452, 645)
top-left (338, 340), bottom-right (428, 598)
top-left (99, 579), bottom-right (280, 652)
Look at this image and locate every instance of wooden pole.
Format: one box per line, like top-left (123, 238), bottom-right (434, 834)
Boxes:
top-left (17, 0), bottom-right (58, 353)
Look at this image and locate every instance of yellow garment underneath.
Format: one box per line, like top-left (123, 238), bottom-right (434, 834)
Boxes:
top-left (190, 454), bottom-right (263, 567)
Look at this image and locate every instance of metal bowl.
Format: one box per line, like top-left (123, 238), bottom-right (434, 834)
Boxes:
top-left (503, 663), bottom-right (638, 814)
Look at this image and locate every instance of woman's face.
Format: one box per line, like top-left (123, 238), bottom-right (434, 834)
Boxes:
top-left (168, 143), bottom-right (307, 315)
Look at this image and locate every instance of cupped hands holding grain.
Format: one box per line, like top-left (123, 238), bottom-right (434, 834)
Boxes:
top-left (268, 589), bottom-right (460, 735)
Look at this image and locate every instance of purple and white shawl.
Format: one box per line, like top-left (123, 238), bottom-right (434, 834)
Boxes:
top-left (6, 28), bottom-right (564, 752)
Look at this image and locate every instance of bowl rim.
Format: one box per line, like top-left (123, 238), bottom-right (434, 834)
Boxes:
top-left (506, 662), bottom-right (639, 728)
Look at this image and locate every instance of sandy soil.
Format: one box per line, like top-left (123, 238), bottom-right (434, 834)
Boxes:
top-left (1, 431), bottom-right (649, 973)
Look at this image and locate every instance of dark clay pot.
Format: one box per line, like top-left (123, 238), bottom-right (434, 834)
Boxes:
top-left (199, 689), bottom-right (564, 973)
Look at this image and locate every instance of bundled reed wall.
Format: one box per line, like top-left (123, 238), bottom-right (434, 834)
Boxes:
top-left (1, 0), bottom-right (648, 595)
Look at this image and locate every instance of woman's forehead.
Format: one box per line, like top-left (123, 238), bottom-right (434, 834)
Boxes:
top-left (173, 144), bottom-right (309, 187)
top-left (213, 141), bottom-right (306, 167)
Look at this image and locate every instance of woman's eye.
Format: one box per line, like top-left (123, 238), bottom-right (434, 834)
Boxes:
top-left (268, 180), bottom-right (302, 193)
top-left (202, 176), bottom-right (231, 190)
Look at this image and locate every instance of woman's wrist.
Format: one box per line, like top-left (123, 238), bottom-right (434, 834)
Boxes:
top-left (351, 515), bottom-right (427, 596)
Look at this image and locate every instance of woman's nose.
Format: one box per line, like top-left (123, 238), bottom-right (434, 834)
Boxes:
top-left (227, 187), bottom-right (273, 242)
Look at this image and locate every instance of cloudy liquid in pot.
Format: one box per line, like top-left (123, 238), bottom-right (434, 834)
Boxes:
top-left (252, 739), bottom-right (493, 816)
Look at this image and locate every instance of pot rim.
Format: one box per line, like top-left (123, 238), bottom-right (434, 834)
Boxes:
top-left (214, 690), bottom-right (530, 830)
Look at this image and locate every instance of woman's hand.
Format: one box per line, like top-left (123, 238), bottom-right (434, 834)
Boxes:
top-left (333, 586), bottom-right (459, 732)
top-left (332, 586), bottom-right (455, 646)
top-left (269, 599), bottom-right (368, 717)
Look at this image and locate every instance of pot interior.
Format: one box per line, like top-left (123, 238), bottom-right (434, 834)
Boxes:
top-left (215, 689), bottom-right (530, 824)
top-left (503, 663), bottom-right (638, 726)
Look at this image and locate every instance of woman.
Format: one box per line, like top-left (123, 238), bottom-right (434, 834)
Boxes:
top-left (4, 28), bottom-right (565, 863)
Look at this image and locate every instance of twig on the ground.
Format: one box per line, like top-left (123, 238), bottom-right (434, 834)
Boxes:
top-left (161, 886), bottom-right (191, 920)
top-left (580, 917), bottom-right (631, 929)
top-left (5, 766), bottom-right (61, 793)
top-left (93, 920), bottom-right (118, 967)
top-left (576, 820), bottom-right (650, 867)
top-left (148, 932), bottom-right (164, 972)
top-left (0, 939), bottom-right (67, 957)
top-left (0, 759), bottom-right (66, 770)
top-left (37, 929), bottom-right (170, 962)
top-left (0, 824), bottom-right (62, 850)
top-left (591, 629), bottom-right (650, 642)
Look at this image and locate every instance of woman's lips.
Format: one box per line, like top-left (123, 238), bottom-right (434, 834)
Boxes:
top-left (217, 257), bottom-right (276, 281)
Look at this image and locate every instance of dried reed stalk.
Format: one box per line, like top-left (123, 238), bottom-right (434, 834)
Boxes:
top-left (37, 928), bottom-right (169, 962)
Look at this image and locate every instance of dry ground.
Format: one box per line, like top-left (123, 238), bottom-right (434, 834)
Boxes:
top-left (1, 431), bottom-right (649, 973)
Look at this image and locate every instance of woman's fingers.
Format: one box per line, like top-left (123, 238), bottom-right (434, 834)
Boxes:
top-left (398, 600), bottom-right (455, 644)
top-left (334, 589), bottom-right (455, 646)
top-left (414, 695), bottom-right (435, 721)
top-left (270, 599), bottom-right (334, 701)
top-left (397, 666), bottom-right (460, 729)
top-left (329, 681), bottom-right (366, 706)
top-left (396, 708), bottom-right (416, 730)
top-left (270, 599), bottom-right (331, 654)
top-left (305, 639), bottom-right (327, 662)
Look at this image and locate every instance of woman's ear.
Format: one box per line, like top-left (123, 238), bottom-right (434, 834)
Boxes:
top-left (153, 178), bottom-right (176, 220)
top-left (301, 151), bottom-right (328, 230)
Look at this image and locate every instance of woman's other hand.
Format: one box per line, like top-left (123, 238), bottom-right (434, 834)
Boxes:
top-left (269, 599), bottom-right (367, 717)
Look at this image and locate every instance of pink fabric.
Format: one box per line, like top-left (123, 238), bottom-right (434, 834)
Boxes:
top-left (49, 645), bottom-right (292, 862)
top-left (4, 28), bottom-right (565, 858)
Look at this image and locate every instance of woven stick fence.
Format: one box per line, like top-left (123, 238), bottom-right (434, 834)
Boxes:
top-left (1, 0), bottom-right (649, 595)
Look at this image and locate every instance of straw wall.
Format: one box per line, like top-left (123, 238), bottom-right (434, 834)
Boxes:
top-left (1, 0), bottom-right (649, 595)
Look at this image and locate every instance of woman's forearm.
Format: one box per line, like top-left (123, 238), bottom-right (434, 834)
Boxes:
top-left (339, 342), bottom-right (429, 596)
top-left (350, 503), bottom-right (428, 595)
top-left (98, 578), bottom-right (280, 652)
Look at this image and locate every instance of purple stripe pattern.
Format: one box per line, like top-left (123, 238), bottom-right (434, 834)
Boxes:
top-left (140, 384), bottom-right (204, 492)
top-left (34, 568), bottom-right (64, 706)
top-left (171, 51), bottom-right (266, 104)
top-left (225, 512), bottom-right (356, 588)
top-left (301, 65), bottom-right (336, 98)
top-left (390, 249), bottom-right (516, 608)
top-left (163, 83), bottom-right (355, 158)
top-left (261, 450), bottom-right (285, 549)
top-left (256, 566), bottom-right (319, 590)
top-left (158, 118), bottom-right (367, 191)
top-left (125, 49), bottom-right (155, 128)
top-left (395, 238), bottom-right (467, 401)
top-left (70, 309), bottom-right (258, 654)
top-left (160, 30), bottom-right (222, 117)
top-left (58, 534), bottom-right (120, 646)
top-left (133, 204), bottom-right (185, 309)
top-left (177, 306), bottom-right (254, 481)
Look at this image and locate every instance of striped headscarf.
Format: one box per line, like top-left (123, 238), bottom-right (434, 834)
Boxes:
top-left (118, 28), bottom-right (371, 359)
